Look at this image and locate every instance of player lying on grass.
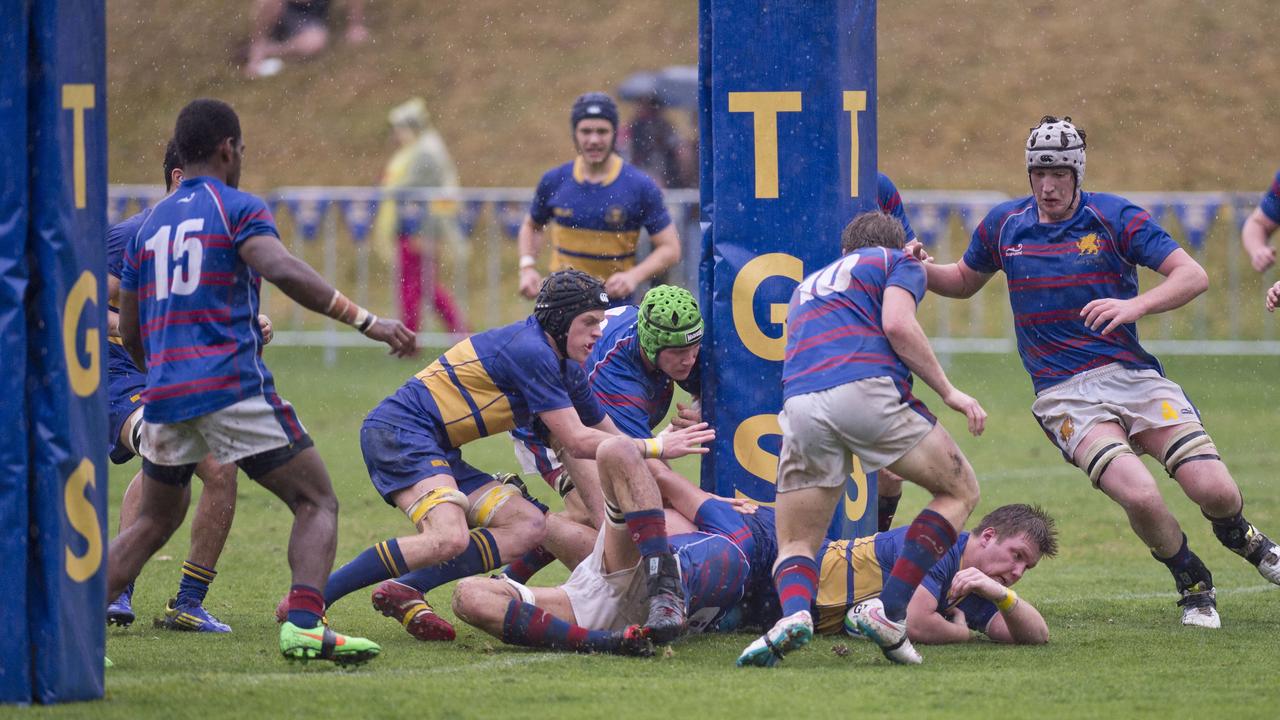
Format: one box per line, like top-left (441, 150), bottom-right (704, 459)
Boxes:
top-left (451, 437), bottom-right (763, 654)
top-left (736, 503), bottom-right (1056, 661)
top-left (115, 98), bottom-right (417, 665)
top-left (315, 270), bottom-right (714, 642)
top-left (452, 458), bottom-right (1055, 657)
top-left (104, 139), bottom-right (246, 633)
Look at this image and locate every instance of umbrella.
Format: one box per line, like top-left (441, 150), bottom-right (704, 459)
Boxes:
top-left (617, 65), bottom-right (698, 109)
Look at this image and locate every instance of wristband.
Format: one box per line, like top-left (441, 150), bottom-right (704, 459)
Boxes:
top-left (325, 288), bottom-right (374, 332)
top-left (641, 436), bottom-right (664, 459)
top-left (519, 254), bottom-right (537, 270)
top-left (995, 588), bottom-right (1019, 613)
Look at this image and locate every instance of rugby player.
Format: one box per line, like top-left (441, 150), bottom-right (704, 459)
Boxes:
top-left (1240, 168), bottom-right (1280, 273)
top-left (451, 444), bottom-right (761, 653)
top-left (318, 270), bottom-right (714, 642)
top-left (497, 284), bottom-right (704, 586)
top-left (912, 115), bottom-right (1280, 628)
top-left (517, 92), bottom-right (680, 304)
top-left (739, 211), bottom-right (986, 667)
top-left (115, 98), bottom-right (416, 664)
top-left (105, 139), bottom-right (250, 633)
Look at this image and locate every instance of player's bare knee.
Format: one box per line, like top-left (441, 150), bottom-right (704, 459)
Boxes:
top-left (596, 436), bottom-right (641, 473)
top-left (451, 578), bottom-right (485, 622)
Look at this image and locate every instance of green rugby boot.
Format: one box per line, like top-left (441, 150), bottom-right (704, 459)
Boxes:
top-left (279, 621), bottom-right (381, 665)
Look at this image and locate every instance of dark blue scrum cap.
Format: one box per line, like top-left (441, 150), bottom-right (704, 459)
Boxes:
top-left (570, 92), bottom-right (619, 130)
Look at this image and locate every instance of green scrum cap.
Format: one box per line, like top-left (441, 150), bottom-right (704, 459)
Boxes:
top-left (638, 285), bottom-right (704, 364)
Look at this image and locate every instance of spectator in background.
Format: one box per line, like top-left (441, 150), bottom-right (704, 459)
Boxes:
top-left (244, 0), bottom-right (370, 79)
top-left (620, 95), bottom-right (685, 189)
top-left (373, 97), bottom-right (468, 335)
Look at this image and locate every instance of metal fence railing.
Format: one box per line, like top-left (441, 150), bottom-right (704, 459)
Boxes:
top-left (108, 186), bottom-right (1276, 361)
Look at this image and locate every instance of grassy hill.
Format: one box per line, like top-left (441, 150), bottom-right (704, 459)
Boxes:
top-left (107, 1), bottom-right (1280, 194)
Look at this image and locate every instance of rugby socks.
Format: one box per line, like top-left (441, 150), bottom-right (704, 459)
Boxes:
top-left (878, 493), bottom-right (903, 533)
top-left (773, 555), bottom-right (819, 618)
top-left (504, 545), bottom-right (557, 584)
top-left (175, 561), bottom-right (216, 606)
top-left (397, 529), bottom-right (502, 593)
top-left (881, 509), bottom-right (958, 621)
top-left (285, 585), bottom-right (326, 629)
top-left (625, 509), bottom-right (668, 559)
top-left (1154, 533), bottom-right (1214, 592)
top-left (501, 600), bottom-right (617, 653)
top-left (324, 539), bottom-right (408, 607)
top-left (1206, 510), bottom-right (1254, 556)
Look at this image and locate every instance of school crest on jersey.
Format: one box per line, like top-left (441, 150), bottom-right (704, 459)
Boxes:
top-left (605, 205), bottom-right (627, 228)
top-left (1077, 233), bottom-right (1102, 256)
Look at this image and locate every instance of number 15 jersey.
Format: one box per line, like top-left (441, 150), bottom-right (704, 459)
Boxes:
top-left (120, 176), bottom-right (279, 424)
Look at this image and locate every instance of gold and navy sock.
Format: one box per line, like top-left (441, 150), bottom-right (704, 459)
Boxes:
top-left (175, 561), bottom-right (216, 606)
top-left (324, 539), bottom-right (408, 607)
top-left (398, 529), bottom-right (503, 592)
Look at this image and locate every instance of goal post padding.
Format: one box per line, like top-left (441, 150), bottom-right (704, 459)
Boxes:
top-left (698, 0), bottom-right (880, 539)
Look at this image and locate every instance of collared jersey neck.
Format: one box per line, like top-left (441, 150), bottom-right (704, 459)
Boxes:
top-left (572, 153), bottom-right (624, 186)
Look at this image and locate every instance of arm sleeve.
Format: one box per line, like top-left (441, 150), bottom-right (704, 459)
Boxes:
top-left (878, 174), bottom-right (916, 242)
top-left (960, 214), bottom-right (1002, 274)
top-left (230, 194), bottom-right (280, 247)
top-left (1261, 170), bottom-right (1280, 224)
top-left (1116, 201), bottom-right (1179, 269)
top-left (954, 593), bottom-right (999, 633)
top-left (528, 171), bottom-right (556, 226)
top-left (516, 341), bottom-right (578, 417)
top-left (885, 253), bottom-right (927, 305)
top-left (566, 364), bottom-right (607, 427)
top-left (640, 178), bottom-right (673, 235)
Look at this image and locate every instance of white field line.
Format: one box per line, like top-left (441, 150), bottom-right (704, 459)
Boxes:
top-left (106, 652), bottom-right (571, 684)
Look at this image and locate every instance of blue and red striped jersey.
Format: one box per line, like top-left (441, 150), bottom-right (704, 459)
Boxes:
top-left (1260, 170), bottom-right (1280, 224)
top-left (119, 176), bottom-right (279, 423)
top-left (962, 191), bottom-right (1178, 393)
top-left (367, 316), bottom-right (607, 449)
top-left (511, 304), bottom-right (674, 449)
top-left (781, 246), bottom-right (927, 401)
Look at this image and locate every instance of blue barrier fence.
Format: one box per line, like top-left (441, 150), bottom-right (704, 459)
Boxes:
top-left (105, 185), bottom-right (1279, 358)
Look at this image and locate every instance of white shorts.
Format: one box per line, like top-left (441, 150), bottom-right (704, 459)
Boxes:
top-left (140, 394), bottom-right (309, 467)
top-left (1031, 363), bottom-right (1201, 461)
top-left (559, 525), bottom-right (648, 631)
top-left (777, 377), bottom-right (935, 491)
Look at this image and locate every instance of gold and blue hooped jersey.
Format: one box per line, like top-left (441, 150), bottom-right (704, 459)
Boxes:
top-left (529, 154), bottom-right (673, 280)
top-left (812, 528), bottom-right (998, 635)
top-left (367, 316), bottom-right (606, 449)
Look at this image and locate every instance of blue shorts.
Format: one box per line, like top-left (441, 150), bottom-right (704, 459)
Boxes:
top-left (107, 365), bottom-right (146, 465)
top-left (360, 418), bottom-right (495, 505)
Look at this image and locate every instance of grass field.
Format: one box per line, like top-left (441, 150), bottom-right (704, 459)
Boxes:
top-left (13, 347), bottom-right (1280, 719)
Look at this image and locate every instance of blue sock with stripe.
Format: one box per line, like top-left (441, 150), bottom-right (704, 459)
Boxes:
top-left (397, 529), bottom-right (503, 593)
top-left (324, 539), bottom-right (408, 607)
top-left (176, 560), bottom-right (216, 606)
